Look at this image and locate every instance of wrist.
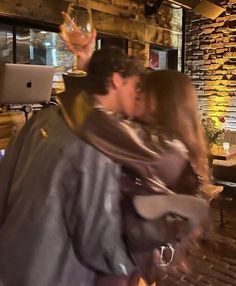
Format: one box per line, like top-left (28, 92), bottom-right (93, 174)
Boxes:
top-left (76, 51), bottom-right (93, 72)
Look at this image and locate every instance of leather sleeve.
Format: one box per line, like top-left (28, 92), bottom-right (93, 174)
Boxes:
top-left (78, 110), bottom-right (188, 194)
top-left (0, 115), bottom-right (36, 225)
top-left (57, 92), bottom-right (187, 195)
top-left (62, 146), bottom-right (136, 275)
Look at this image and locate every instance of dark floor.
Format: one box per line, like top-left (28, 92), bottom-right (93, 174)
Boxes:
top-left (163, 199), bottom-right (236, 286)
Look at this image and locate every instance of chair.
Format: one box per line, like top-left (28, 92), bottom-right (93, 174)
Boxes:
top-left (62, 73), bottom-right (88, 96)
top-left (224, 130), bottom-right (236, 145)
top-left (212, 163), bottom-right (236, 227)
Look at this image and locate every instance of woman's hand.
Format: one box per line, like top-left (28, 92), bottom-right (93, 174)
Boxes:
top-left (59, 11), bottom-right (97, 71)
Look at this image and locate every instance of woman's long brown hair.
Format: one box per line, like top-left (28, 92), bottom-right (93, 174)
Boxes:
top-left (144, 70), bottom-right (209, 184)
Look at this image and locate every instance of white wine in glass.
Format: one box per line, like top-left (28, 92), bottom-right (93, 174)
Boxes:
top-left (62, 2), bottom-right (92, 47)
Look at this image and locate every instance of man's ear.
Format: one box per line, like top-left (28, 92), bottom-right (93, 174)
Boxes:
top-left (111, 72), bottom-right (123, 89)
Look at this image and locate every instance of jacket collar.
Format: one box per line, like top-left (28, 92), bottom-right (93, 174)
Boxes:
top-left (56, 90), bottom-right (94, 133)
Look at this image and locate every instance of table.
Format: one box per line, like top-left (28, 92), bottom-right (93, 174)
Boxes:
top-left (210, 144), bottom-right (236, 161)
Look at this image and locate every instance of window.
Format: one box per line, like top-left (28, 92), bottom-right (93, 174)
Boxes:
top-left (150, 45), bottom-right (179, 71)
top-left (0, 23), bottom-right (13, 64)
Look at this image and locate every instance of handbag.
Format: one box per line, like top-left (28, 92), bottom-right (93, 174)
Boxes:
top-left (122, 193), bottom-right (209, 285)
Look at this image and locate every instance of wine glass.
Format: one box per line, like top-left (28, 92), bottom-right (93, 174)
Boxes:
top-left (62, 2), bottom-right (93, 47)
top-left (223, 142), bottom-right (230, 152)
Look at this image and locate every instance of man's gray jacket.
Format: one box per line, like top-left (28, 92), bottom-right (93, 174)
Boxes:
top-left (0, 107), bottom-right (134, 286)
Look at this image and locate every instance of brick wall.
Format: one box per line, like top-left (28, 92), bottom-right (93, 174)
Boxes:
top-left (185, 0), bottom-right (236, 130)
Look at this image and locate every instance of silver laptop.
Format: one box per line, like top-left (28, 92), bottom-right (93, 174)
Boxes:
top-left (0, 64), bottom-right (55, 104)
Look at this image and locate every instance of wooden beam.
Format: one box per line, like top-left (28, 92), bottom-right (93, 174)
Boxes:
top-left (88, 0), bottom-right (136, 19)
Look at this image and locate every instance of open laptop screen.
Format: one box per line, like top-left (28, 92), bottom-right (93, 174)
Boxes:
top-left (0, 64), bottom-right (54, 104)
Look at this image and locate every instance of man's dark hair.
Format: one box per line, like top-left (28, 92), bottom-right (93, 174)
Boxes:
top-left (86, 46), bottom-right (143, 95)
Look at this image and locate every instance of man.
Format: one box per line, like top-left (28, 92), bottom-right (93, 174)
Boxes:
top-left (0, 46), bottom-right (145, 286)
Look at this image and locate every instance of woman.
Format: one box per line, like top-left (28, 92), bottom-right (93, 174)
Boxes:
top-left (119, 70), bottom-right (212, 285)
top-left (133, 69), bottom-right (210, 197)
